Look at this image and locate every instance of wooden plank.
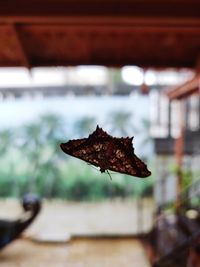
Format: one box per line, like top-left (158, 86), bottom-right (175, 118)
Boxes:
top-left (0, 0), bottom-right (199, 68)
top-left (167, 75), bottom-right (200, 100)
top-left (1, 16), bottom-right (200, 26)
top-left (0, 0), bottom-right (200, 18)
top-left (0, 25), bottom-right (25, 66)
top-left (10, 24), bottom-right (31, 68)
top-left (174, 101), bottom-right (185, 214)
top-left (10, 23), bottom-right (200, 68)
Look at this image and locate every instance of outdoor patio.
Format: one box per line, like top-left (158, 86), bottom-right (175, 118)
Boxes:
top-left (0, 238), bottom-right (150, 267)
top-left (0, 199), bottom-right (153, 267)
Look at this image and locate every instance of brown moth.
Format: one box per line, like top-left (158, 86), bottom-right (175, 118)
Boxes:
top-left (60, 125), bottom-right (151, 178)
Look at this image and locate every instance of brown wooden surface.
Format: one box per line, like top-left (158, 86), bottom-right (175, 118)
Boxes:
top-left (0, 0), bottom-right (200, 18)
top-left (0, 0), bottom-right (200, 68)
top-left (167, 75), bottom-right (200, 100)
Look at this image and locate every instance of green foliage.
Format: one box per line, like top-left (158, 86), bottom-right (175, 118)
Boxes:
top-left (182, 169), bottom-right (193, 189)
top-left (106, 110), bottom-right (135, 136)
top-left (52, 160), bottom-right (137, 201)
top-left (0, 112), bottom-right (154, 200)
top-left (73, 117), bottom-right (96, 137)
top-left (0, 173), bottom-right (15, 197)
top-left (169, 163), bottom-right (194, 190)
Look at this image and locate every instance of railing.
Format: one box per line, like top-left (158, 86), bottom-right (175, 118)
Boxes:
top-left (147, 178), bottom-right (200, 267)
top-left (154, 130), bottom-right (200, 155)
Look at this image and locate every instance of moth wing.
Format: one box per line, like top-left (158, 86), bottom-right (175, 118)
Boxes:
top-left (104, 138), bottom-right (151, 178)
top-left (60, 127), bottom-right (151, 178)
top-left (60, 138), bottom-right (109, 169)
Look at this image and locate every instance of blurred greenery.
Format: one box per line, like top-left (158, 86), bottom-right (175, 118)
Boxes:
top-left (0, 112), bottom-right (154, 200)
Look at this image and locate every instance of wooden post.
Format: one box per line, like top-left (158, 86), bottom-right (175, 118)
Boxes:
top-left (175, 100), bottom-right (185, 214)
top-left (137, 197), bottom-right (143, 234)
top-left (168, 100), bottom-right (172, 137)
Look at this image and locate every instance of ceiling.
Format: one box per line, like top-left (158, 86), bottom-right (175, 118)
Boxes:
top-left (0, 0), bottom-right (200, 68)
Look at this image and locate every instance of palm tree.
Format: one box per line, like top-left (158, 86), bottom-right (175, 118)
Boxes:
top-left (0, 129), bottom-right (20, 196)
top-left (138, 117), bottom-right (153, 160)
top-left (106, 110), bottom-right (136, 136)
top-left (17, 113), bottom-right (66, 197)
top-left (74, 116), bottom-right (96, 137)
top-left (39, 114), bottom-right (66, 156)
top-left (38, 114), bottom-right (65, 197)
top-left (0, 129), bottom-right (13, 156)
top-left (39, 114), bottom-right (64, 140)
top-left (20, 123), bottom-right (44, 192)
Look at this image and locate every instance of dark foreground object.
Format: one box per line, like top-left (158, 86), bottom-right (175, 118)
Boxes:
top-left (0, 194), bottom-right (41, 249)
top-left (144, 209), bottom-right (200, 267)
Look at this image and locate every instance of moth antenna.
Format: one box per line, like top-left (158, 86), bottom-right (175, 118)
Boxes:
top-left (107, 170), bottom-right (112, 180)
top-left (87, 163), bottom-right (99, 172)
top-left (107, 171), bottom-right (117, 175)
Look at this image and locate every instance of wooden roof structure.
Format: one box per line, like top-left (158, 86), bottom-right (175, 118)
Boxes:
top-left (0, 0), bottom-right (200, 68)
top-left (167, 74), bottom-right (200, 100)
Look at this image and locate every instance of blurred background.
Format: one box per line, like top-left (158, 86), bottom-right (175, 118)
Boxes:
top-left (0, 1), bottom-right (200, 266)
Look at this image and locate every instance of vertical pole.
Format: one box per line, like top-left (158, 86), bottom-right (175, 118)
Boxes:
top-left (137, 196), bottom-right (143, 234)
top-left (175, 100), bottom-right (185, 214)
top-left (185, 99), bottom-right (190, 130)
top-left (107, 68), bottom-right (114, 95)
top-left (199, 96), bottom-right (200, 130)
top-left (168, 100), bottom-right (171, 137)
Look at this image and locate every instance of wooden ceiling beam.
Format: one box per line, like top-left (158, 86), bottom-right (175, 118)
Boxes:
top-left (0, 0), bottom-right (200, 68)
top-left (10, 24), bottom-right (31, 68)
top-left (1, 16), bottom-right (200, 26)
top-left (0, 0), bottom-right (200, 19)
top-left (167, 75), bottom-right (200, 100)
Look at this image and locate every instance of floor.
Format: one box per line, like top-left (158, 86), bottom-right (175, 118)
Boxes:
top-left (0, 199), bottom-right (153, 267)
top-left (0, 238), bottom-right (150, 267)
